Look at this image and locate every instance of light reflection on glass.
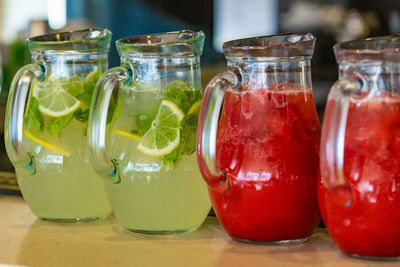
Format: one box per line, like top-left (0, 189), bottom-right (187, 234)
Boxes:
top-left (40, 154), bottom-right (64, 165)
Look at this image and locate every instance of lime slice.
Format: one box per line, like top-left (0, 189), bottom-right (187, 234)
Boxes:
top-left (23, 129), bottom-right (70, 156)
top-left (112, 128), bottom-right (141, 141)
top-left (33, 79), bottom-right (81, 117)
top-left (137, 100), bottom-right (184, 156)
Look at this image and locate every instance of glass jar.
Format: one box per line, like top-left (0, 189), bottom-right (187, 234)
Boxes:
top-left (88, 30), bottom-right (211, 233)
top-left (319, 35), bottom-right (400, 259)
top-left (4, 29), bottom-right (112, 222)
top-left (198, 34), bottom-right (321, 243)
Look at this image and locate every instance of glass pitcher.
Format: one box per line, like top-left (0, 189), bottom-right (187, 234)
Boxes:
top-left (198, 34), bottom-right (321, 243)
top-left (319, 35), bottom-right (400, 259)
top-left (88, 30), bottom-right (211, 234)
top-left (4, 29), bottom-right (112, 222)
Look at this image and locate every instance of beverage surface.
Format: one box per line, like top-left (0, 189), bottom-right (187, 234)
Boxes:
top-left (319, 91), bottom-right (400, 257)
top-left (209, 83), bottom-right (321, 241)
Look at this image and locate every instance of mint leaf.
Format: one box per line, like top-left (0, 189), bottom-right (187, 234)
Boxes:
top-left (73, 109), bottom-right (90, 136)
top-left (165, 86), bottom-right (191, 112)
top-left (77, 91), bottom-right (93, 107)
top-left (50, 113), bottom-right (74, 136)
top-left (73, 97), bottom-right (114, 129)
top-left (24, 97), bottom-right (43, 132)
top-left (161, 112), bottom-right (199, 167)
top-left (73, 109), bottom-right (89, 123)
top-left (162, 147), bottom-right (180, 167)
top-left (164, 83), bottom-right (202, 113)
top-left (187, 90), bottom-right (202, 103)
top-left (180, 113), bottom-right (198, 156)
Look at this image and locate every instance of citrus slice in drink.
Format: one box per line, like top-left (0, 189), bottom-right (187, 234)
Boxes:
top-left (23, 129), bottom-right (70, 157)
top-left (112, 128), bottom-right (141, 141)
top-left (33, 79), bottom-right (81, 117)
top-left (137, 100), bottom-right (184, 156)
top-left (67, 76), bottom-right (84, 96)
top-left (188, 99), bottom-right (202, 115)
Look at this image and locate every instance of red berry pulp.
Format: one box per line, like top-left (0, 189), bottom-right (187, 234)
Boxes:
top-left (319, 92), bottom-right (400, 257)
top-left (208, 83), bottom-right (321, 241)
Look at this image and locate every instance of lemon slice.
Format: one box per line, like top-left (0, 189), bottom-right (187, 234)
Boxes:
top-left (137, 100), bottom-right (184, 156)
top-left (67, 76), bottom-right (84, 96)
top-left (112, 128), bottom-right (141, 141)
top-left (85, 70), bottom-right (100, 86)
top-left (188, 99), bottom-right (202, 115)
top-left (33, 79), bottom-right (81, 117)
top-left (23, 129), bottom-right (70, 156)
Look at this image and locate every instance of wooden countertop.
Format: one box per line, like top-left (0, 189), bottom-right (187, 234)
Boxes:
top-left (0, 195), bottom-right (397, 267)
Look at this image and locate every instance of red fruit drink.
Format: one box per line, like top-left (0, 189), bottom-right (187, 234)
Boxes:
top-left (209, 83), bottom-right (321, 242)
top-left (318, 92), bottom-right (400, 257)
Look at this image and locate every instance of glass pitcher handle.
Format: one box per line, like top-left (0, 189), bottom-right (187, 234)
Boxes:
top-left (197, 71), bottom-right (239, 193)
top-left (320, 78), bottom-right (361, 206)
top-left (5, 63), bottom-right (44, 174)
top-left (88, 66), bottom-right (129, 183)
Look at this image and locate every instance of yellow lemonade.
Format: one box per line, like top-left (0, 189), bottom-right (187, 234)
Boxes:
top-left (5, 29), bottom-right (113, 222)
top-left (106, 82), bottom-right (210, 233)
top-left (18, 119), bottom-right (111, 221)
top-left (15, 68), bottom-right (112, 221)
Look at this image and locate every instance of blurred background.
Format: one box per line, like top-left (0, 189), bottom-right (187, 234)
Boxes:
top-left (0, 0), bottom-right (399, 185)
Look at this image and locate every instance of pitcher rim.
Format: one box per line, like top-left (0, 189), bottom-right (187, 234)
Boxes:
top-left (115, 30), bottom-right (205, 57)
top-left (28, 28), bottom-right (112, 53)
top-left (116, 30), bottom-right (204, 46)
top-left (334, 34), bottom-right (400, 62)
top-left (222, 33), bottom-right (316, 59)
